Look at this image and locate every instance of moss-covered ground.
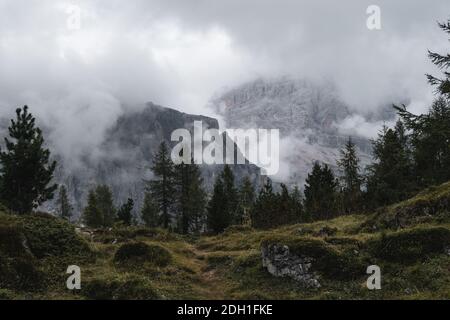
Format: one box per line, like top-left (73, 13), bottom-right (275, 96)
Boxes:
top-left (1, 181), bottom-right (450, 300)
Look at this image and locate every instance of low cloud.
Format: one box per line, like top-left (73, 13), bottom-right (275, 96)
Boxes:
top-left (0, 0), bottom-right (449, 162)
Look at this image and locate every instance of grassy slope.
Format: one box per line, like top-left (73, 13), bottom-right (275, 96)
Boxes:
top-left (1, 182), bottom-right (450, 300)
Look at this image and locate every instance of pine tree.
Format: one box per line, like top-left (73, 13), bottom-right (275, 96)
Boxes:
top-left (82, 189), bottom-right (102, 228)
top-left (427, 20), bottom-right (450, 98)
top-left (250, 178), bottom-right (279, 229)
top-left (117, 198), bottom-right (134, 226)
top-left (207, 176), bottom-right (229, 234)
top-left (206, 165), bottom-right (239, 234)
top-left (304, 162), bottom-right (339, 220)
top-left (141, 192), bottom-right (159, 228)
top-left (337, 138), bottom-right (362, 213)
top-left (0, 106), bottom-right (57, 214)
top-left (186, 165), bottom-right (207, 233)
top-left (237, 176), bottom-right (255, 226)
top-left (57, 185), bottom-right (72, 221)
top-left (395, 97), bottom-right (450, 187)
top-left (174, 159), bottom-right (206, 234)
top-left (366, 125), bottom-right (413, 207)
top-left (95, 185), bottom-right (116, 227)
top-left (221, 165), bottom-right (238, 223)
top-left (147, 142), bottom-right (175, 229)
top-left (277, 184), bottom-right (299, 226)
top-left (82, 185), bottom-right (116, 228)
top-left (291, 185), bottom-right (307, 222)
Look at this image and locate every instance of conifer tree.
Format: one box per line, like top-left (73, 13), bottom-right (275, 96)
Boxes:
top-left (117, 198), bottom-right (134, 226)
top-left (277, 184), bottom-right (299, 225)
top-left (304, 162), bottom-right (338, 220)
top-left (366, 125), bottom-right (413, 207)
top-left (207, 176), bottom-right (229, 234)
top-left (427, 20), bottom-right (450, 98)
top-left (395, 97), bottom-right (450, 187)
top-left (147, 142), bottom-right (175, 229)
top-left (237, 176), bottom-right (255, 226)
top-left (250, 178), bottom-right (278, 229)
top-left (82, 185), bottom-right (116, 228)
top-left (141, 192), bottom-right (159, 228)
top-left (186, 165), bottom-right (207, 233)
top-left (174, 159), bottom-right (206, 234)
top-left (207, 165), bottom-right (239, 233)
top-left (95, 185), bottom-right (116, 227)
top-left (82, 189), bottom-right (102, 228)
top-left (291, 185), bottom-right (307, 222)
top-left (221, 165), bottom-right (238, 223)
top-left (337, 138), bottom-right (362, 213)
top-left (0, 106), bottom-right (57, 214)
top-left (57, 185), bottom-right (72, 221)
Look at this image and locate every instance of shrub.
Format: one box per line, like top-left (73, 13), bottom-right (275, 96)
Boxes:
top-left (0, 222), bottom-right (45, 291)
top-left (114, 242), bottom-right (172, 267)
top-left (223, 225), bottom-right (254, 234)
top-left (0, 289), bottom-right (16, 300)
top-left (205, 252), bottom-right (234, 267)
top-left (366, 227), bottom-right (450, 263)
top-left (19, 213), bottom-right (93, 260)
top-left (0, 225), bottom-right (31, 258)
top-left (83, 274), bottom-right (160, 300)
top-left (0, 254), bottom-right (45, 291)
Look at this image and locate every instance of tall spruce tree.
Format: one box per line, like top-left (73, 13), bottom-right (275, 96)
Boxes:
top-left (95, 185), bottom-right (116, 227)
top-left (207, 165), bottom-right (239, 234)
top-left (82, 189), bottom-right (102, 228)
top-left (303, 162), bottom-right (339, 220)
top-left (337, 138), bottom-right (362, 213)
top-left (291, 185), bottom-right (307, 222)
top-left (141, 192), bottom-right (159, 228)
top-left (221, 165), bottom-right (238, 224)
top-left (395, 97), bottom-right (450, 187)
top-left (82, 185), bottom-right (116, 228)
top-left (250, 178), bottom-right (279, 229)
top-left (207, 175), bottom-right (229, 234)
top-left (366, 125), bottom-right (413, 207)
top-left (277, 184), bottom-right (301, 226)
top-left (117, 198), bottom-right (134, 226)
top-left (174, 159), bottom-right (206, 234)
top-left (186, 165), bottom-right (207, 233)
top-left (392, 20), bottom-right (450, 187)
top-left (427, 20), bottom-right (450, 98)
top-left (147, 142), bottom-right (175, 229)
top-left (57, 185), bottom-right (72, 221)
top-left (0, 106), bottom-right (57, 214)
top-left (237, 176), bottom-right (255, 226)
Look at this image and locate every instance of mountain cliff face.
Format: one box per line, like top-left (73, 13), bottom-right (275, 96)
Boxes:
top-left (211, 78), bottom-right (395, 186)
top-left (41, 103), bottom-right (260, 218)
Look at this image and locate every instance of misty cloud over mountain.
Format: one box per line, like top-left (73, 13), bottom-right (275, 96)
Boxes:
top-left (1, 0), bottom-right (450, 192)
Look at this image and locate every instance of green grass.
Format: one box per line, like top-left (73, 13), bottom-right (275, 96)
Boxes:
top-left (1, 181), bottom-right (450, 300)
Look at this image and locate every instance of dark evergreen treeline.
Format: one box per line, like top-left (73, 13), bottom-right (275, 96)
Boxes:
top-left (1, 20), bottom-right (450, 235)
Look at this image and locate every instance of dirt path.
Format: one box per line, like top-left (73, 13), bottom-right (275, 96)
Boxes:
top-left (188, 245), bottom-right (228, 300)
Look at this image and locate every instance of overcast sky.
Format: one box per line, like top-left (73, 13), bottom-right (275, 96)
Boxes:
top-left (1, 0), bottom-right (449, 156)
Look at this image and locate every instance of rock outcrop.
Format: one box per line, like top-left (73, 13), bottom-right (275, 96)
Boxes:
top-left (261, 243), bottom-right (321, 288)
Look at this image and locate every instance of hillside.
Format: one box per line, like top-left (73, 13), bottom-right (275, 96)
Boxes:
top-left (1, 181), bottom-right (450, 300)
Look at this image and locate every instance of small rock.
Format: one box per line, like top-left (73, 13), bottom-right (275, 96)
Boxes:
top-left (445, 246), bottom-right (450, 256)
top-left (313, 227), bottom-right (337, 238)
